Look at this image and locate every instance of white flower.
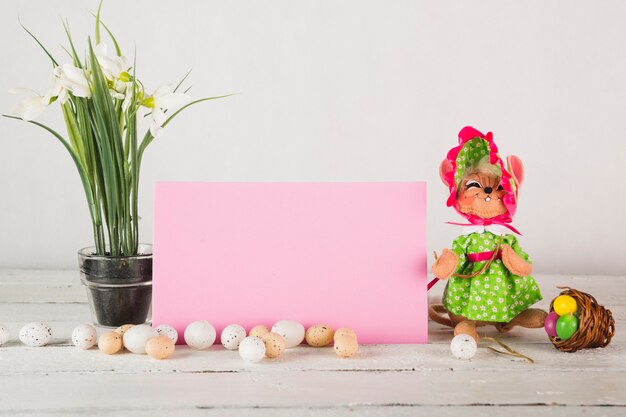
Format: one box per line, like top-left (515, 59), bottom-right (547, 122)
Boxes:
top-left (95, 43), bottom-right (130, 82)
top-left (46, 77), bottom-right (71, 105)
top-left (94, 43), bottom-right (131, 100)
top-left (54, 64), bottom-right (91, 98)
top-left (142, 84), bottom-right (190, 137)
top-left (9, 88), bottom-right (51, 121)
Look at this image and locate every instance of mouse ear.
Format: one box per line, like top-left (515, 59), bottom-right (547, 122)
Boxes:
top-left (507, 155), bottom-right (524, 186)
top-left (439, 159), bottom-right (453, 187)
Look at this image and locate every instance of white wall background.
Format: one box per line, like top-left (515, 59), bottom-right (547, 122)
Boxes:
top-left (0, 0), bottom-right (625, 274)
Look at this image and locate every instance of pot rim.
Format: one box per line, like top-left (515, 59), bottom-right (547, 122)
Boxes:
top-left (80, 277), bottom-right (153, 288)
top-left (78, 243), bottom-right (153, 260)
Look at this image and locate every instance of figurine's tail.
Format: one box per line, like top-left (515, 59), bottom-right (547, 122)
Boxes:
top-left (428, 303), bottom-right (454, 327)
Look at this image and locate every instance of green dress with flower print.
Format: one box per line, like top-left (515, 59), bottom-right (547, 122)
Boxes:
top-left (442, 232), bottom-right (542, 322)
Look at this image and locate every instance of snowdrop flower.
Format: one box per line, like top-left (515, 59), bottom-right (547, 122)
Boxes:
top-left (9, 88), bottom-right (51, 121)
top-left (95, 43), bottom-right (130, 82)
top-left (95, 43), bottom-right (131, 99)
top-left (142, 84), bottom-right (190, 137)
top-left (47, 78), bottom-right (69, 105)
top-left (54, 64), bottom-right (92, 98)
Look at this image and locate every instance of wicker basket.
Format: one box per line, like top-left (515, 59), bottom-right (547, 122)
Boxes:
top-left (549, 287), bottom-right (615, 352)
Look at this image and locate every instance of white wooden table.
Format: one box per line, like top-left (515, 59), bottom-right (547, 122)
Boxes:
top-left (0, 271), bottom-right (623, 416)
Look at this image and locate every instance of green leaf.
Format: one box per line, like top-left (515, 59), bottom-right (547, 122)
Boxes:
top-left (95, 0), bottom-right (103, 44)
top-left (137, 94), bottom-right (234, 163)
top-left (174, 69), bottom-right (192, 93)
top-left (62, 20), bottom-right (83, 68)
top-left (163, 94), bottom-right (235, 129)
top-left (89, 11), bottom-right (122, 56)
top-left (18, 18), bottom-right (59, 67)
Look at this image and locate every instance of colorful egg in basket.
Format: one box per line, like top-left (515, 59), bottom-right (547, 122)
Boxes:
top-left (547, 287), bottom-right (615, 352)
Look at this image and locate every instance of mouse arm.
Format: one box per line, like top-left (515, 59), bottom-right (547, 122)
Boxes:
top-left (501, 239), bottom-right (533, 277)
top-left (432, 248), bottom-right (458, 279)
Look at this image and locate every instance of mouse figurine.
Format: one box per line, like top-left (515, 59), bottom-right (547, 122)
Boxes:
top-left (429, 126), bottom-right (546, 343)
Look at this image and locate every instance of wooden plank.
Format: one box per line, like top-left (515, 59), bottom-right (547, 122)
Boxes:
top-left (0, 370), bottom-right (624, 413)
top-left (12, 406), bottom-right (623, 417)
top-left (0, 340), bottom-right (623, 375)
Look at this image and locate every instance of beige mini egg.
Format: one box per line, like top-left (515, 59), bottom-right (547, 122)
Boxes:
top-left (249, 325), bottom-right (270, 339)
top-left (262, 332), bottom-right (286, 358)
top-left (305, 324), bottom-right (334, 347)
top-left (98, 331), bottom-right (123, 355)
top-left (145, 335), bottom-right (175, 360)
top-left (334, 335), bottom-right (358, 358)
top-left (334, 327), bottom-right (357, 341)
top-left (114, 324), bottom-right (134, 336)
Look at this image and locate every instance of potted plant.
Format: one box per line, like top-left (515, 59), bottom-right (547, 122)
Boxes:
top-left (4, 3), bottom-right (229, 327)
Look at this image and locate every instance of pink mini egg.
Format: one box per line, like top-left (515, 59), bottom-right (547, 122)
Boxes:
top-left (544, 311), bottom-right (559, 338)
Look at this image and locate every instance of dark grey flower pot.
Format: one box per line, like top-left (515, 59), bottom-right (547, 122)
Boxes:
top-left (78, 244), bottom-right (152, 328)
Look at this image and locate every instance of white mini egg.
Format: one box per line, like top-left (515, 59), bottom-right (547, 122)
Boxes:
top-left (19, 322), bottom-right (52, 347)
top-left (450, 334), bottom-right (477, 360)
top-left (238, 336), bottom-right (266, 363)
top-left (155, 324), bottom-right (179, 344)
top-left (123, 324), bottom-right (158, 354)
top-left (184, 320), bottom-right (216, 350)
top-left (0, 325), bottom-right (9, 345)
top-left (221, 324), bottom-right (247, 350)
top-left (271, 320), bottom-right (305, 348)
top-left (71, 324), bottom-right (97, 349)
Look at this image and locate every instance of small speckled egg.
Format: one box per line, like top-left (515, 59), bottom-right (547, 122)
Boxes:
top-left (155, 324), bottom-right (179, 344)
top-left (114, 324), bottom-right (134, 336)
top-left (262, 332), bottom-right (286, 358)
top-left (19, 322), bottom-right (52, 347)
top-left (305, 324), bottom-right (335, 347)
top-left (334, 335), bottom-right (358, 358)
top-left (450, 334), bottom-right (477, 360)
top-left (145, 335), bottom-right (176, 359)
top-left (98, 331), bottom-right (123, 355)
top-left (249, 325), bottom-right (270, 339)
top-left (238, 336), bottom-right (266, 363)
top-left (0, 325), bottom-right (9, 345)
top-left (71, 324), bottom-right (97, 349)
top-left (123, 324), bottom-right (158, 354)
top-left (184, 320), bottom-right (216, 350)
top-left (271, 320), bottom-right (305, 348)
top-left (221, 324), bottom-right (247, 350)
top-left (334, 327), bottom-right (357, 341)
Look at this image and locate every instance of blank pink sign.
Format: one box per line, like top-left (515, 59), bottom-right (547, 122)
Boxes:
top-left (152, 182), bottom-right (427, 344)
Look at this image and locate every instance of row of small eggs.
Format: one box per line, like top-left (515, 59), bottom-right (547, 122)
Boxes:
top-left (0, 320), bottom-right (358, 362)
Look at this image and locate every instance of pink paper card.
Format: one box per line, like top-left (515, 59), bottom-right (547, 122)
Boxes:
top-left (152, 182), bottom-right (427, 344)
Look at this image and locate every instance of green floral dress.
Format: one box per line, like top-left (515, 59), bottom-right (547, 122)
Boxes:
top-left (442, 231), bottom-right (542, 322)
